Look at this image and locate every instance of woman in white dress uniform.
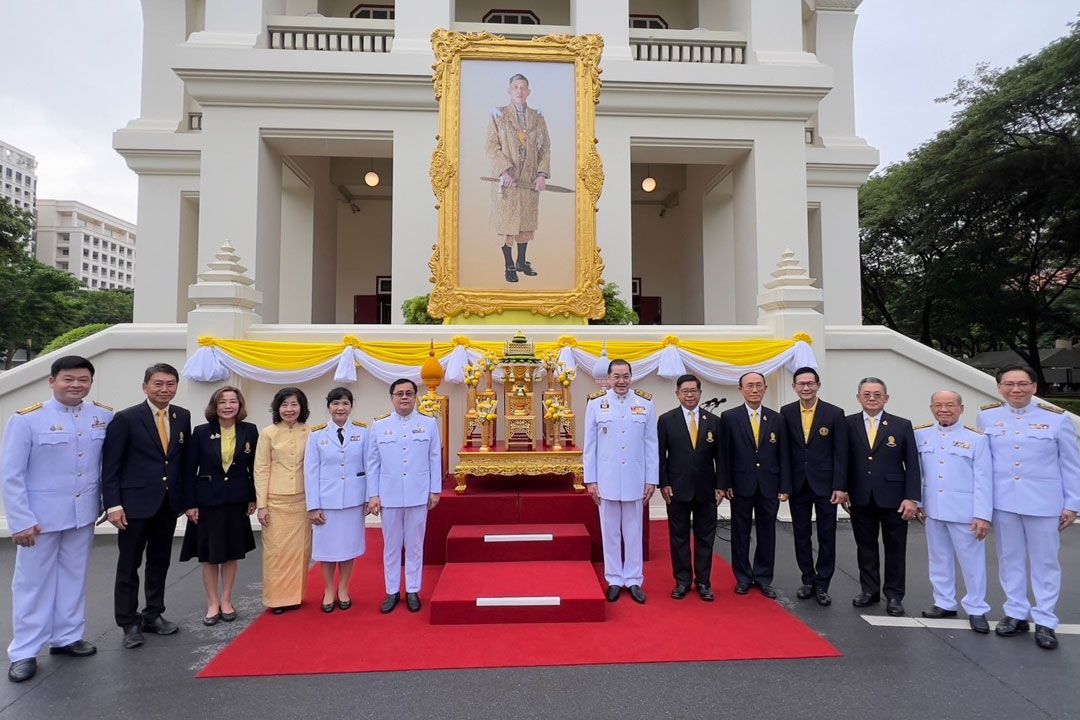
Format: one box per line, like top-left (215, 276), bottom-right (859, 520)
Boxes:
top-left (304, 387), bottom-right (369, 613)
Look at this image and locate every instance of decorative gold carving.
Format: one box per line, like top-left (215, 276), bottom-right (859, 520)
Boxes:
top-left (454, 447), bottom-right (584, 494)
top-left (427, 29), bottom-right (606, 320)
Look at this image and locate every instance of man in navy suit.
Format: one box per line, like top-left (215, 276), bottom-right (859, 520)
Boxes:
top-left (780, 367), bottom-right (848, 606)
top-left (102, 363), bottom-right (191, 649)
top-left (719, 372), bottom-right (790, 598)
top-left (844, 377), bottom-right (920, 617)
top-left (658, 374), bottom-right (723, 601)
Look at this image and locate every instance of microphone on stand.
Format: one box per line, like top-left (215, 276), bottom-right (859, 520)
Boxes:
top-left (701, 397), bottom-right (727, 412)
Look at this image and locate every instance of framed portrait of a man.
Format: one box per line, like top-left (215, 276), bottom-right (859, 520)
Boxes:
top-left (428, 30), bottom-right (606, 320)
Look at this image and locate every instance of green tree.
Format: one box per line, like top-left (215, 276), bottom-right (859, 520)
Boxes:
top-left (0, 250), bottom-right (85, 369)
top-left (0, 198), bottom-right (33, 260)
top-left (591, 282), bottom-right (639, 325)
top-left (78, 289), bottom-right (134, 326)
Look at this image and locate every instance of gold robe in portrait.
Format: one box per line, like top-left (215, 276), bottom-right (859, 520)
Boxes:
top-left (486, 104), bottom-right (552, 236)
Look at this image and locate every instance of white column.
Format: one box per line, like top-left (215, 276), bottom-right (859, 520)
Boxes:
top-left (597, 132), bottom-right (632, 300)
top-left (728, 0), bottom-right (811, 64)
top-left (814, 1), bottom-right (864, 145)
top-left (394, 0), bottom-right (452, 55)
top-left (279, 163), bottom-right (315, 323)
top-left (189, 0), bottom-right (285, 48)
top-left (572, 0), bottom-right (631, 61)
top-left (810, 186), bottom-right (862, 324)
top-left (132, 174), bottom-right (198, 323)
top-left (131, 0), bottom-right (187, 131)
top-left (390, 114), bottom-right (440, 323)
top-left (197, 110), bottom-right (283, 322)
top-left (702, 173), bottom-right (735, 324)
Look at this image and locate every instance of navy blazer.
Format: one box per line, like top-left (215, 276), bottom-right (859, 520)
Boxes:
top-left (718, 405), bottom-right (791, 498)
top-left (780, 399), bottom-right (849, 496)
top-left (657, 406), bottom-right (722, 503)
top-left (101, 402), bottom-right (191, 519)
top-left (845, 411), bottom-right (921, 509)
top-left (182, 421), bottom-right (259, 510)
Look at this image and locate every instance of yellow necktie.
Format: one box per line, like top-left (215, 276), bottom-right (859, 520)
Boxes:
top-left (867, 417), bottom-right (878, 446)
top-left (156, 409), bottom-right (169, 453)
top-left (689, 411), bottom-right (698, 449)
top-left (751, 410), bottom-right (760, 448)
top-left (801, 407), bottom-right (814, 443)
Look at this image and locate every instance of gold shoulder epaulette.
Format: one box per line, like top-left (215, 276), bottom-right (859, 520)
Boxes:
top-left (352, 419), bottom-right (368, 427)
top-left (374, 411), bottom-right (391, 421)
top-left (1038, 402), bottom-right (1065, 414)
top-left (980, 401), bottom-right (1003, 411)
top-left (16, 402), bottom-right (42, 415)
top-left (965, 424), bottom-right (984, 435)
top-left (417, 408), bottom-right (435, 418)
top-left (92, 400), bottom-right (114, 411)
top-left (914, 422), bottom-right (933, 430)
top-left (587, 390), bottom-right (606, 400)
top-left (634, 389), bottom-right (653, 401)
top-left (311, 422), bottom-right (328, 431)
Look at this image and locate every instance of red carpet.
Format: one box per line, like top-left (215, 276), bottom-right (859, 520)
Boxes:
top-left (199, 522), bottom-right (840, 678)
top-left (445, 523), bottom-right (592, 563)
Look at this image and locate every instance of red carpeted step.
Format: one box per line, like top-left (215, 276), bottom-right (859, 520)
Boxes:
top-left (445, 523), bottom-right (591, 563)
top-left (430, 561), bottom-right (606, 624)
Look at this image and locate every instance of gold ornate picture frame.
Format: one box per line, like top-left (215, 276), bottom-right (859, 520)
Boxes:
top-left (428, 29), bottom-right (606, 320)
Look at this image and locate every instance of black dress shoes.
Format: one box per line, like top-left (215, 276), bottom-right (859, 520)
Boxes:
top-left (141, 616), bottom-right (178, 635)
top-left (406, 592), bottom-right (422, 612)
top-left (606, 585), bottom-right (622, 602)
top-left (886, 598), bottom-right (905, 617)
top-left (671, 585), bottom-right (690, 600)
top-left (271, 604), bottom-right (301, 615)
top-left (337, 599), bottom-right (352, 611)
top-left (758, 584), bottom-right (777, 599)
top-left (203, 613), bottom-right (222, 626)
top-left (995, 616), bottom-right (1030, 637)
top-left (815, 589), bottom-right (832, 607)
top-left (852, 592), bottom-right (880, 608)
top-left (8, 658), bottom-right (36, 683)
top-left (1034, 625), bottom-right (1058, 649)
top-left (221, 610), bottom-right (238, 622)
top-left (380, 593), bottom-right (400, 614)
top-left (796, 584), bottom-right (814, 600)
top-left (516, 260), bottom-right (538, 277)
top-left (627, 585), bottom-right (646, 604)
top-left (49, 640), bottom-right (96, 657)
top-left (921, 605), bottom-right (958, 619)
top-left (697, 584), bottom-right (714, 602)
top-left (122, 625), bottom-right (144, 649)
top-left (734, 582), bottom-right (751, 595)
top-left (969, 614), bottom-right (990, 634)
top-left (321, 602), bottom-right (335, 613)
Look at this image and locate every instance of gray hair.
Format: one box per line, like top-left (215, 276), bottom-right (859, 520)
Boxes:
top-left (930, 389), bottom-right (963, 405)
top-left (857, 377), bottom-right (888, 394)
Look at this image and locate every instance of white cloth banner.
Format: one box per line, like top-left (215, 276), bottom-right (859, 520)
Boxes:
top-left (183, 341), bottom-right (817, 388)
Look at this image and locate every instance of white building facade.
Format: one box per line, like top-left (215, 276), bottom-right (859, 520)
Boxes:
top-left (34, 200), bottom-right (137, 290)
top-left (0, 140), bottom-right (38, 214)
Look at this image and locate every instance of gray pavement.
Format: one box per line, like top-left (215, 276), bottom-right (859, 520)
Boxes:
top-left (1, 522), bottom-right (1078, 720)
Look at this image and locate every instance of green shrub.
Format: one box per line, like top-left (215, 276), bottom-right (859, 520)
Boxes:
top-left (401, 295), bottom-right (441, 324)
top-left (40, 324), bottom-right (110, 355)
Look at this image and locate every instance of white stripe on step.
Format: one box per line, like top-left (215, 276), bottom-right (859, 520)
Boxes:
top-left (483, 534), bottom-right (554, 543)
top-left (476, 596), bottom-right (562, 607)
top-left (860, 615), bottom-right (1080, 634)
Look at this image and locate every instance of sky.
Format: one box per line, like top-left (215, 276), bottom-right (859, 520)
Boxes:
top-left (0, 1), bottom-right (1076, 224)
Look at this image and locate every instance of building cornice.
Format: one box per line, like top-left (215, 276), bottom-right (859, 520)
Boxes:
top-left (813, 0), bottom-right (863, 11)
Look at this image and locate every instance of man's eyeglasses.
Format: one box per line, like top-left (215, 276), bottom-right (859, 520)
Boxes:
top-left (999, 382), bottom-right (1034, 390)
top-left (392, 391), bottom-right (416, 398)
top-left (678, 388), bottom-right (701, 395)
top-left (794, 381), bottom-right (818, 388)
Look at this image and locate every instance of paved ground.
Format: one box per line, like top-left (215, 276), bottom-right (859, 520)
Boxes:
top-left (1, 522), bottom-right (1078, 720)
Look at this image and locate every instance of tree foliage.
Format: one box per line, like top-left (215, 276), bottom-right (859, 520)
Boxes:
top-left (591, 282), bottom-right (639, 325)
top-left (0, 198), bottom-right (33, 260)
top-left (860, 22), bottom-right (1080, 389)
top-left (40, 324), bottom-right (111, 355)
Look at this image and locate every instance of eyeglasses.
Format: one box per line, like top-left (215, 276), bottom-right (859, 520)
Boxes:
top-left (677, 388), bottom-right (701, 395)
top-left (742, 383), bottom-right (765, 391)
top-left (999, 382), bottom-right (1034, 389)
top-left (931, 403), bottom-right (960, 410)
top-left (794, 382), bottom-right (818, 388)
top-left (392, 391), bottom-right (416, 398)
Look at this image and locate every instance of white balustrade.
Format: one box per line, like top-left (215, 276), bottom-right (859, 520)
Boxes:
top-left (267, 16), bottom-right (393, 52)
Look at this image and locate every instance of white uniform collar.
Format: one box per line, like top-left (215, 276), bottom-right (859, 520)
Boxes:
top-left (935, 421), bottom-right (961, 433)
top-left (47, 398), bottom-right (84, 413)
top-left (394, 410), bottom-right (417, 422)
top-left (611, 389), bottom-right (631, 402)
top-left (1008, 402), bottom-right (1033, 415)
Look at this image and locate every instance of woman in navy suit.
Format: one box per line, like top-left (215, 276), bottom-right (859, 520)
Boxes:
top-left (180, 386), bottom-right (258, 625)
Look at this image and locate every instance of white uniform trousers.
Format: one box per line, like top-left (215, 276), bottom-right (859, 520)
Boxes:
top-left (7, 524), bottom-right (94, 662)
top-left (598, 499), bottom-right (645, 587)
top-left (994, 509), bottom-right (1062, 628)
top-left (381, 505), bottom-right (428, 595)
top-left (925, 517), bottom-right (990, 616)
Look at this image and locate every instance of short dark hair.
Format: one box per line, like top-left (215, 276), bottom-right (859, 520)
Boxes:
top-left (389, 378), bottom-right (418, 395)
top-left (995, 364), bottom-right (1036, 384)
top-left (270, 387), bottom-right (310, 424)
top-left (205, 385), bottom-right (247, 423)
top-left (738, 371), bottom-right (765, 388)
top-left (509, 73), bottom-right (529, 87)
top-left (326, 387), bottom-right (353, 406)
top-left (50, 355), bottom-right (94, 378)
top-left (608, 359), bottom-right (631, 375)
top-left (143, 363), bottom-right (180, 384)
top-left (675, 374), bottom-right (700, 389)
top-left (792, 367), bottom-right (820, 384)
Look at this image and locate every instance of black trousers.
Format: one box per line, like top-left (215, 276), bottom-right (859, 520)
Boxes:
top-left (114, 495), bottom-right (178, 627)
top-left (666, 496), bottom-right (718, 587)
top-left (730, 490), bottom-right (779, 586)
top-left (789, 486), bottom-right (838, 590)
top-left (850, 498), bottom-right (908, 600)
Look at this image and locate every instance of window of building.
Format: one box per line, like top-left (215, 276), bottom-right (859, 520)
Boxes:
top-left (350, 3), bottom-right (394, 19)
top-left (57, 262), bottom-right (68, 270)
top-left (629, 14), bottom-right (668, 29)
top-left (59, 248), bottom-right (69, 257)
top-left (82, 248), bottom-right (89, 257)
top-left (82, 263), bottom-right (89, 271)
top-left (4, 168), bottom-right (11, 178)
top-left (59, 233), bottom-right (69, 243)
top-left (482, 9), bottom-right (540, 24)
top-left (14, 172), bottom-right (20, 182)
top-left (92, 252), bottom-right (99, 260)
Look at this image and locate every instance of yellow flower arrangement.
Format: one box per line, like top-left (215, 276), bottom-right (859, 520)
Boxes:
top-left (463, 362), bottom-right (483, 388)
top-left (543, 396), bottom-right (570, 423)
top-left (418, 392), bottom-right (441, 417)
top-left (474, 396), bottom-right (498, 424)
top-left (556, 362), bottom-right (576, 388)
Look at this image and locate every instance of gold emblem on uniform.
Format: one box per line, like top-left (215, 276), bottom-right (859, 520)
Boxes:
top-left (953, 440), bottom-right (971, 450)
top-left (819, 427), bottom-right (829, 437)
top-left (768, 431), bottom-right (777, 444)
top-left (178, 432), bottom-right (185, 444)
top-left (706, 431), bottom-right (714, 443)
top-left (244, 441), bottom-right (252, 454)
top-left (631, 405), bottom-right (647, 415)
top-left (886, 435), bottom-right (897, 448)
top-left (881, 419), bottom-right (889, 427)
top-left (92, 417), bottom-right (107, 429)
